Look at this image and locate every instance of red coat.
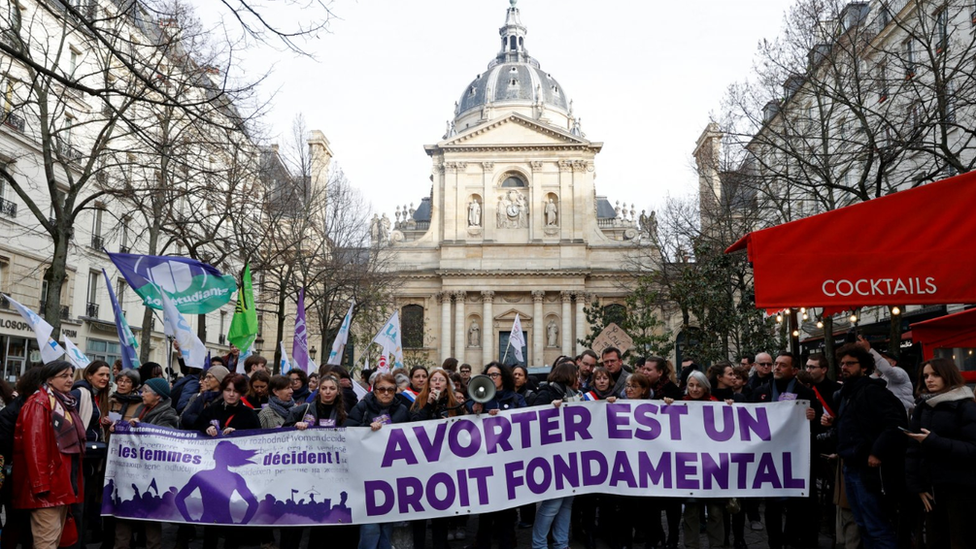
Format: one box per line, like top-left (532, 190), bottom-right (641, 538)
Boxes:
top-left (13, 387), bottom-right (85, 509)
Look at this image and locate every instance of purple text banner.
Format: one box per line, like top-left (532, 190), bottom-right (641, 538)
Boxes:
top-left (101, 400), bottom-right (810, 526)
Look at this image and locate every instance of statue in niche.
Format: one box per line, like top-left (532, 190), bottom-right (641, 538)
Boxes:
top-left (468, 199), bottom-right (482, 227)
top-left (468, 320), bottom-right (481, 347)
top-left (515, 192), bottom-right (528, 228)
top-left (546, 319), bottom-right (558, 347)
top-left (545, 198), bottom-right (558, 226)
top-left (496, 195), bottom-right (509, 228)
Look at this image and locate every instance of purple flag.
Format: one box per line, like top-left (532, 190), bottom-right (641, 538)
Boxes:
top-left (292, 287), bottom-right (309, 373)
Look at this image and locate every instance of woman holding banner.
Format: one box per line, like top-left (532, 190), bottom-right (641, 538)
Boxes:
top-left (106, 369), bottom-right (143, 424)
top-left (409, 369), bottom-right (464, 549)
top-left (346, 374), bottom-right (409, 549)
top-left (530, 360), bottom-right (583, 549)
top-left (472, 363), bottom-right (526, 549)
top-left (257, 375), bottom-right (296, 429)
top-left (197, 374), bottom-right (260, 437)
top-left (581, 367), bottom-right (614, 401)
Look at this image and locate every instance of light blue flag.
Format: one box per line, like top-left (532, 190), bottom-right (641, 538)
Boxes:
top-left (4, 294), bottom-right (65, 363)
top-left (327, 301), bottom-right (355, 365)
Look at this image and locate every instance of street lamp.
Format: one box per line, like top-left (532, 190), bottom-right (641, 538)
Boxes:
top-left (310, 346), bottom-right (317, 360)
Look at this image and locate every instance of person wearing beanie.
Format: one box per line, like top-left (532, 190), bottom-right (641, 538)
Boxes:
top-left (179, 366), bottom-right (229, 430)
top-left (143, 378), bottom-right (171, 400)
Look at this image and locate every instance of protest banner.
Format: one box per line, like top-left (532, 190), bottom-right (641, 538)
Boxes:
top-left (102, 400), bottom-right (809, 527)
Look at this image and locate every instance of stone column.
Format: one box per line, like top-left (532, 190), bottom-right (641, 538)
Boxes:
top-left (453, 291), bottom-right (466, 362)
top-left (575, 292), bottom-right (589, 355)
top-left (440, 292), bottom-right (452, 364)
top-left (561, 291), bottom-right (573, 356)
top-left (481, 291), bottom-right (494, 367)
top-left (532, 290), bottom-right (545, 367)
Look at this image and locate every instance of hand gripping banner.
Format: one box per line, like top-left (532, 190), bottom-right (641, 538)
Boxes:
top-left (102, 400), bottom-right (810, 526)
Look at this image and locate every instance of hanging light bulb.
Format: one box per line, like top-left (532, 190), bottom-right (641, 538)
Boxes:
top-left (802, 312), bottom-right (809, 320)
top-left (792, 330), bottom-right (800, 337)
top-left (816, 321), bottom-right (824, 329)
top-left (850, 314), bottom-right (858, 323)
top-left (891, 306), bottom-right (901, 315)
top-left (800, 307), bottom-right (807, 313)
top-left (776, 314), bottom-right (783, 323)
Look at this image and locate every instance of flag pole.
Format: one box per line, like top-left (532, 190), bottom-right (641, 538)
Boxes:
top-left (501, 337), bottom-right (511, 364)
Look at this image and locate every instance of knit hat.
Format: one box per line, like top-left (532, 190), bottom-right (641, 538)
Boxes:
top-left (143, 377), bottom-right (171, 399)
top-left (208, 365), bottom-right (230, 384)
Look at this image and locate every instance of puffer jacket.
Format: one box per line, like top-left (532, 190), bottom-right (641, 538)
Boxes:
top-left (906, 386), bottom-right (976, 492)
top-left (345, 392), bottom-right (410, 427)
top-left (13, 387), bottom-right (85, 509)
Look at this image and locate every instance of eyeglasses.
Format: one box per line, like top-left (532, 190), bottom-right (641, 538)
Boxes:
top-left (840, 361), bottom-right (860, 367)
top-left (805, 364), bottom-right (823, 370)
top-left (757, 362), bottom-right (773, 366)
top-left (374, 386), bottom-right (397, 394)
top-left (487, 373), bottom-right (501, 378)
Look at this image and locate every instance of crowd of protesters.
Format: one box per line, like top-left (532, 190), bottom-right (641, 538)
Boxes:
top-left (0, 334), bottom-right (973, 549)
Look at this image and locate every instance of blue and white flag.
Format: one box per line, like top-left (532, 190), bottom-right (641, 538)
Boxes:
top-left (327, 301), bottom-right (355, 365)
top-left (279, 341), bottom-right (291, 374)
top-left (159, 288), bottom-right (208, 369)
top-left (236, 344), bottom-right (253, 374)
top-left (372, 311), bottom-right (404, 370)
top-left (63, 336), bottom-right (91, 369)
top-left (4, 294), bottom-right (65, 363)
top-left (104, 269), bottom-right (140, 371)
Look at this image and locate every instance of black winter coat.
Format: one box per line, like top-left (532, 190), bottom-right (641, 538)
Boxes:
top-left (195, 399), bottom-right (260, 433)
top-left (835, 375), bottom-right (908, 495)
top-left (905, 386), bottom-right (976, 492)
top-left (345, 392), bottom-right (410, 427)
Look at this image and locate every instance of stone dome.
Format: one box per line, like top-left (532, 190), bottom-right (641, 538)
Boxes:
top-left (451, 1), bottom-right (576, 133)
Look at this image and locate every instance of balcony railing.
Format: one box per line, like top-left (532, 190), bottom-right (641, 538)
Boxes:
top-left (119, 245), bottom-right (130, 254)
top-left (0, 197), bottom-right (16, 218)
top-left (38, 301), bottom-right (71, 320)
top-left (90, 235), bottom-right (103, 250)
top-left (1, 112), bottom-right (25, 133)
top-left (218, 334), bottom-right (226, 345)
top-left (55, 138), bottom-right (83, 162)
top-left (0, 295), bottom-right (9, 309)
top-left (86, 302), bottom-right (99, 318)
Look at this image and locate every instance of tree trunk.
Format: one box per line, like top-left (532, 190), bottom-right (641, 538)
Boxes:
top-left (888, 306), bottom-right (902, 358)
top-left (273, 266), bottom-right (293, 373)
top-left (41, 233), bottom-right (70, 340)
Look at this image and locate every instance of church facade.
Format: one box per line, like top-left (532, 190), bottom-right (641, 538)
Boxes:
top-left (380, 2), bottom-right (649, 368)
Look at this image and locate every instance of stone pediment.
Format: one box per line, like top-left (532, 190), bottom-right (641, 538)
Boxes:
top-left (494, 308), bottom-right (532, 322)
top-left (439, 113), bottom-right (590, 148)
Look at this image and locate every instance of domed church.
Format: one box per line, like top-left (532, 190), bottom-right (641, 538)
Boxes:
top-left (380, 1), bottom-right (650, 368)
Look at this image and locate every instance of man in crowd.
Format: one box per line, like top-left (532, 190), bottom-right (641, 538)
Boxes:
top-left (243, 355), bottom-right (268, 378)
top-left (576, 350), bottom-right (597, 390)
top-left (747, 352), bottom-right (775, 393)
top-left (459, 364), bottom-right (473, 386)
top-left (823, 343), bottom-right (907, 549)
top-left (678, 356), bottom-right (701, 389)
top-left (740, 354), bottom-right (754, 370)
top-left (805, 353), bottom-right (840, 414)
top-left (856, 336), bottom-right (914, 414)
top-left (601, 347), bottom-right (628, 396)
top-left (752, 352), bottom-right (822, 549)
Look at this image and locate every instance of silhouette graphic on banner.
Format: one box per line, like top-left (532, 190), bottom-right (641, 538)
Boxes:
top-left (102, 438), bottom-right (353, 525)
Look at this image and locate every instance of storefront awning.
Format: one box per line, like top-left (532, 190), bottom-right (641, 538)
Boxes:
top-left (726, 172), bottom-right (976, 310)
top-left (911, 307), bottom-right (976, 360)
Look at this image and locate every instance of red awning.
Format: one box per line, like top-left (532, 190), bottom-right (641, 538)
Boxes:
top-left (911, 307), bottom-right (976, 361)
top-left (726, 172), bottom-right (976, 310)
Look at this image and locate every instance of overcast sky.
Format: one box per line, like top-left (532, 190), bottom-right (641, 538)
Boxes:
top-left (238, 0), bottom-right (789, 218)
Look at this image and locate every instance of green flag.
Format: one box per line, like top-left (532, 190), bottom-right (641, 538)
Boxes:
top-left (227, 264), bottom-right (258, 351)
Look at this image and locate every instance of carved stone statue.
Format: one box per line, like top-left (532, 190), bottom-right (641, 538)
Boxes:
top-left (468, 199), bottom-right (482, 227)
top-left (496, 195), bottom-right (508, 228)
top-left (545, 198), bottom-right (558, 226)
top-left (468, 320), bottom-right (481, 347)
top-left (370, 214), bottom-right (380, 243)
top-left (378, 214), bottom-right (391, 243)
top-left (515, 192), bottom-right (528, 228)
top-left (546, 319), bottom-right (558, 347)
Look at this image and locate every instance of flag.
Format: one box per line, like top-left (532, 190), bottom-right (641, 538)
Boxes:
top-left (376, 354), bottom-right (389, 373)
top-left (103, 269), bottom-right (140, 371)
top-left (509, 313), bottom-right (526, 363)
top-left (4, 294), bottom-right (65, 363)
top-left (63, 336), bottom-right (91, 369)
top-left (236, 345), bottom-right (253, 374)
top-left (372, 311), bottom-right (403, 369)
top-left (279, 341), bottom-right (291, 374)
top-left (107, 252), bottom-right (237, 314)
top-left (292, 288), bottom-right (309, 374)
top-left (327, 301), bottom-right (355, 365)
top-left (160, 287), bottom-right (208, 368)
top-left (227, 264), bottom-right (258, 354)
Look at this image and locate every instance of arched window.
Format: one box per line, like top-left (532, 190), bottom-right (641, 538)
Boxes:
top-left (401, 304), bottom-right (425, 349)
top-left (501, 174), bottom-right (526, 187)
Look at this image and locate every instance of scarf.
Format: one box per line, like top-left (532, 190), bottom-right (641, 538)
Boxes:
top-left (45, 384), bottom-right (85, 455)
top-left (771, 378), bottom-right (798, 402)
top-left (268, 395), bottom-right (296, 419)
